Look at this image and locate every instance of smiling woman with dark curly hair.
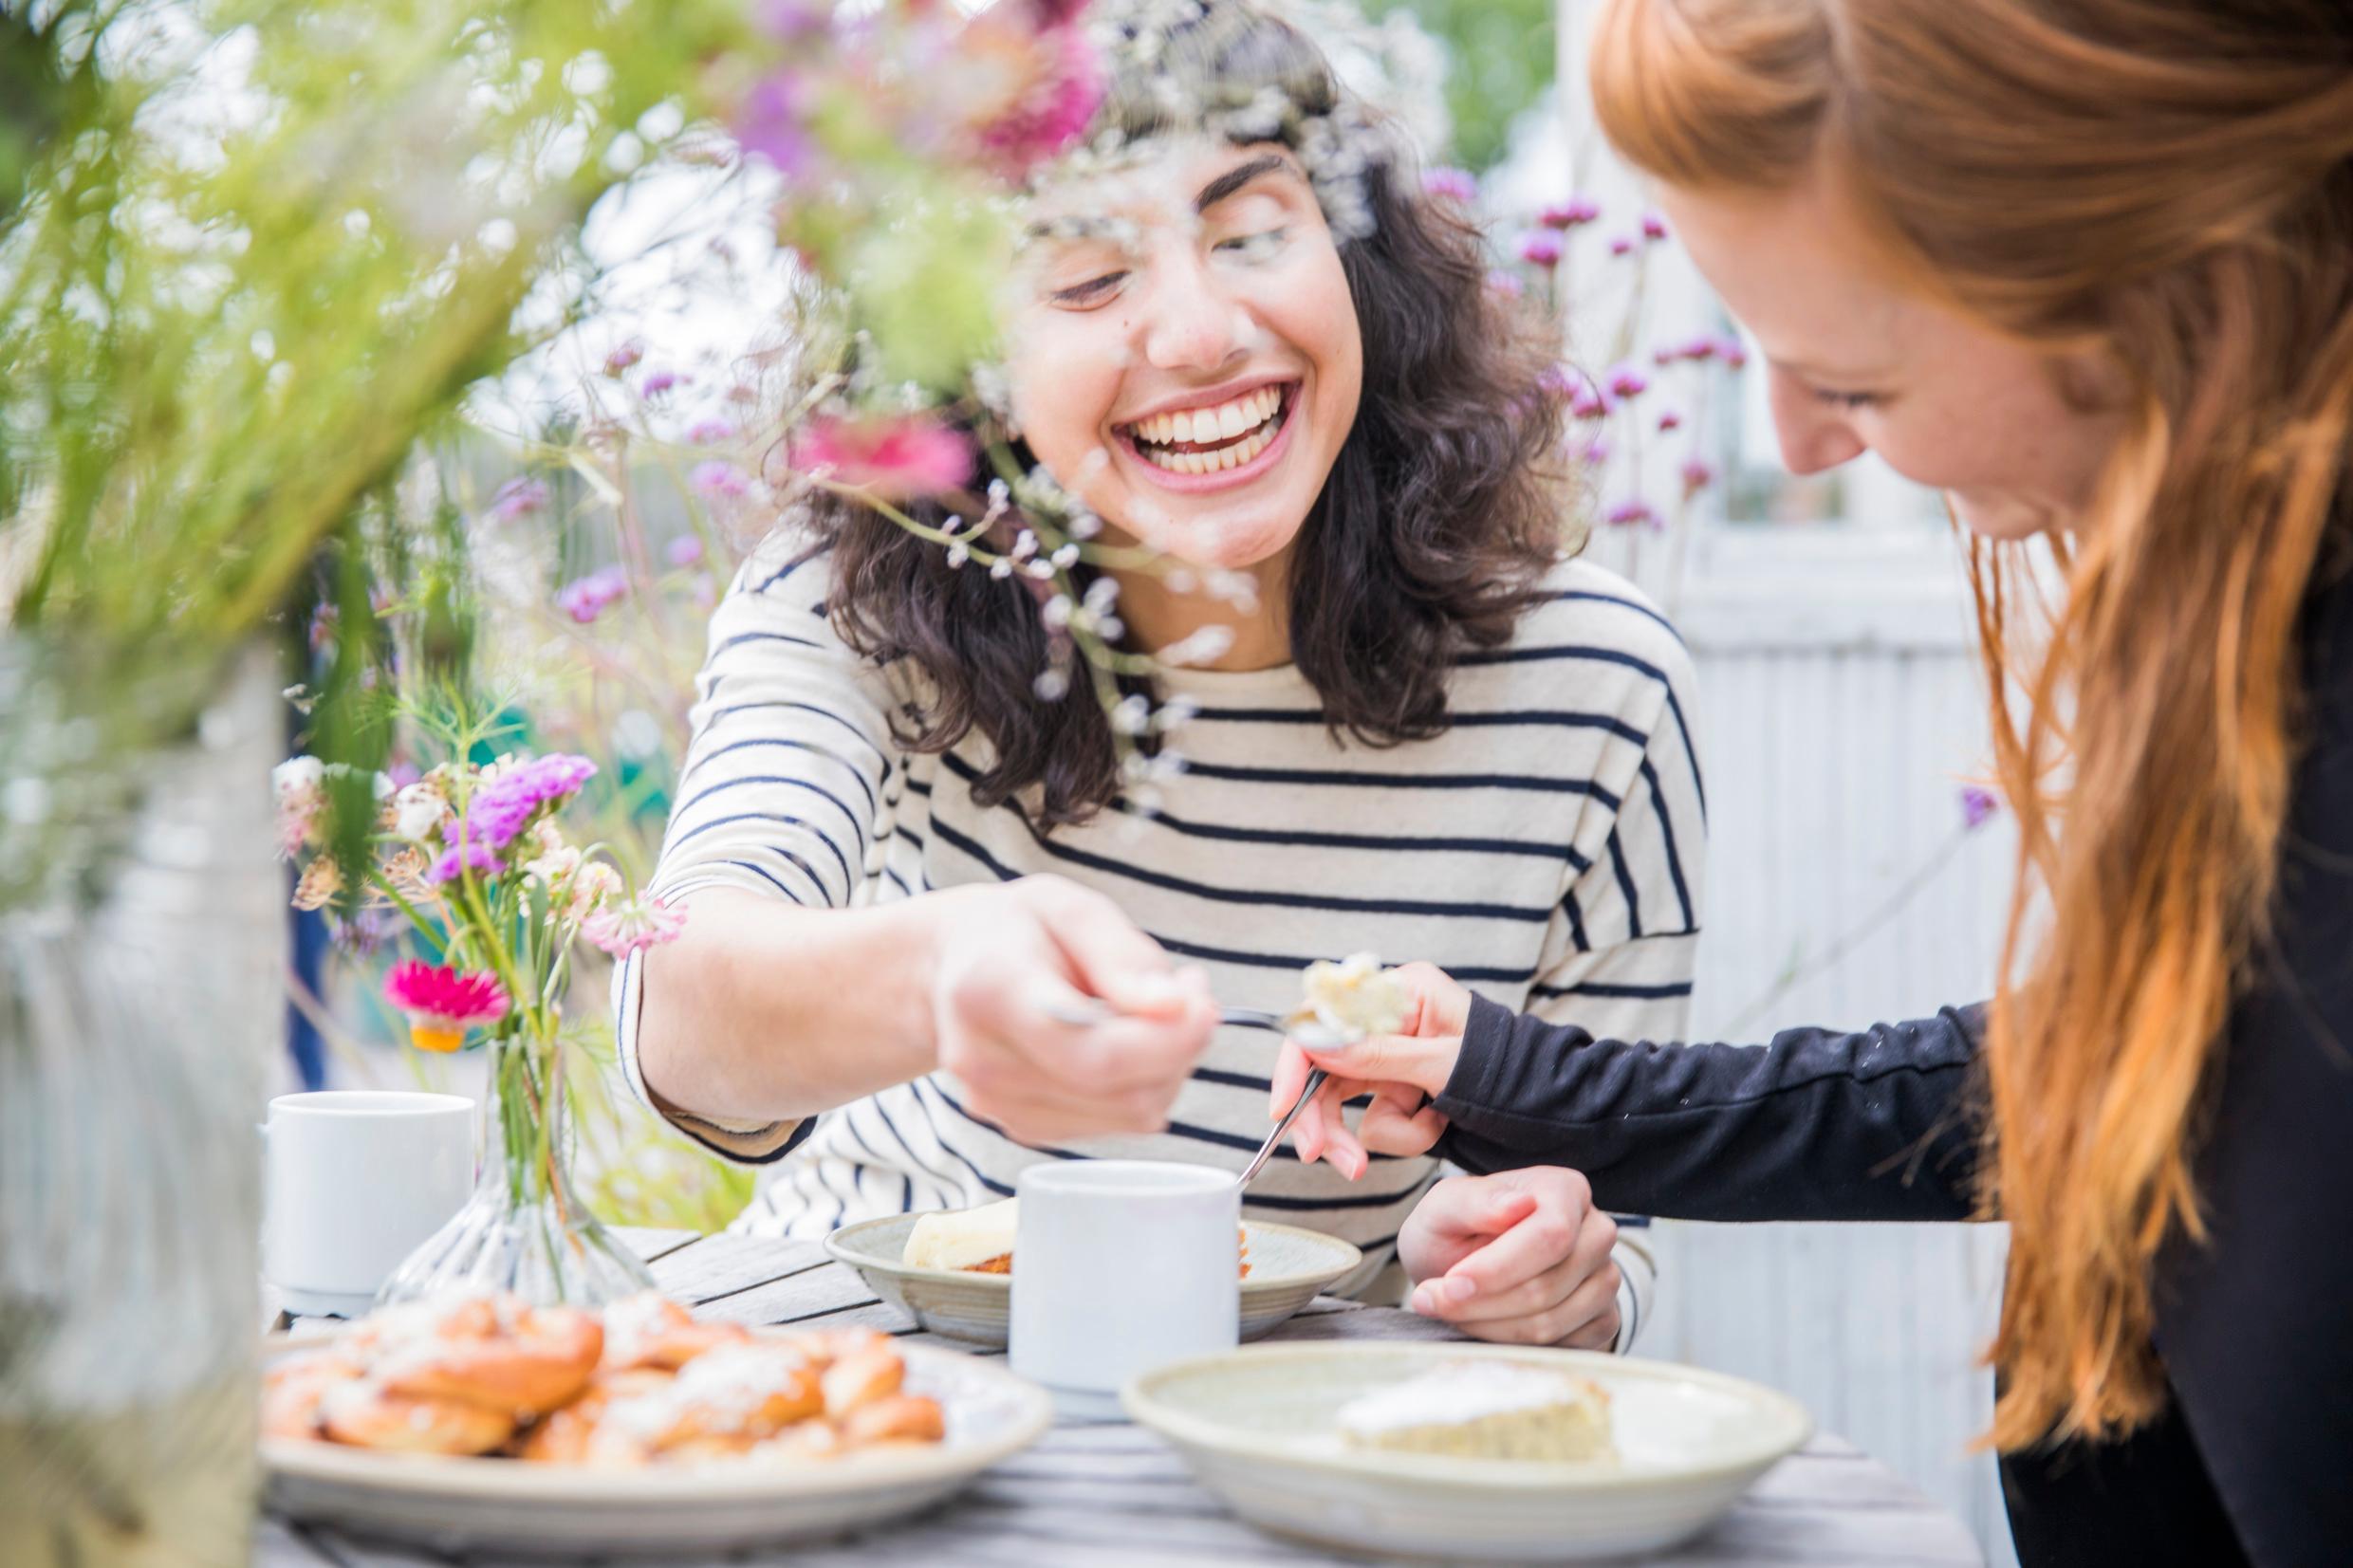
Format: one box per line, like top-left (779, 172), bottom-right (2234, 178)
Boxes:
top-left (618, 0), bottom-right (1706, 1355)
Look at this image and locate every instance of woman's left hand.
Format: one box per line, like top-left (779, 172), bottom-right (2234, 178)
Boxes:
top-left (1399, 1170), bottom-right (1621, 1350)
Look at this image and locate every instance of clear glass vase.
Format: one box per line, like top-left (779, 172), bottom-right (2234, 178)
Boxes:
top-left (374, 1033), bottom-right (655, 1308)
top-left (0, 650), bottom-right (282, 1568)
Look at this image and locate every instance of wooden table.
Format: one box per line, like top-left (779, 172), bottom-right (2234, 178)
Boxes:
top-left (257, 1229), bottom-right (1984, 1567)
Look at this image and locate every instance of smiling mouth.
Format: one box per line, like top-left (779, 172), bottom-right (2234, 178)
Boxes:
top-left (1117, 382), bottom-right (1295, 475)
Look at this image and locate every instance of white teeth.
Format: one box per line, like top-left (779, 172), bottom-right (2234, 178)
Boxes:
top-left (1216, 402), bottom-right (1250, 439)
top-left (1128, 384), bottom-right (1288, 474)
top-left (1183, 408), bottom-right (1213, 444)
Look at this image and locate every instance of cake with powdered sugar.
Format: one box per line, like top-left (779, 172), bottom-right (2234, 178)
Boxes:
top-left (1334, 1359), bottom-right (1614, 1462)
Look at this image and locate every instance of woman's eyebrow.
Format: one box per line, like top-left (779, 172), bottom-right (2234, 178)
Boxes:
top-left (1193, 153), bottom-right (1293, 213)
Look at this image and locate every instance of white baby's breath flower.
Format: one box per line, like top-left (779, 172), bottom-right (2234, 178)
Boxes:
top-left (393, 782), bottom-right (449, 842)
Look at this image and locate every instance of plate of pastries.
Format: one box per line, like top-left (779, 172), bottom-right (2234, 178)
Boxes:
top-left (261, 1290), bottom-right (1051, 1554)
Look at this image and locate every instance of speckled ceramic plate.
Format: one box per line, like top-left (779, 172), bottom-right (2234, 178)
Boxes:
top-left (261, 1326), bottom-right (1051, 1556)
top-left (1122, 1340), bottom-right (1812, 1561)
top-left (824, 1214), bottom-right (1362, 1347)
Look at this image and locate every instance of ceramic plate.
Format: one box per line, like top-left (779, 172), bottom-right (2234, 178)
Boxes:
top-left (824, 1214), bottom-right (1362, 1347)
top-left (261, 1328), bottom-right (1051, 1556)
top-left (1121, 1340), bottom-right (1812, 1562)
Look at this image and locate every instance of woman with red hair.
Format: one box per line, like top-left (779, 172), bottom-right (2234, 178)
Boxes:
top-left (1275, 2), bottom-right (2353, 1562)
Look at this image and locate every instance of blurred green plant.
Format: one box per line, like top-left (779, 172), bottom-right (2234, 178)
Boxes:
top-left (1370, 0), bottom-right (1552, 171)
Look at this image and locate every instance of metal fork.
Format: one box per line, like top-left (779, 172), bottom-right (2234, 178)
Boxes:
top-left (1040, 996), bottom-right (1347, 1187)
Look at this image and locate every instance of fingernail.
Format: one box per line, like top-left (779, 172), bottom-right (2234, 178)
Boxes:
top-left (1410, 1284), bottom-right (1440, 1316)
top-left (1443, 1275), bottom-right (1478, 1303)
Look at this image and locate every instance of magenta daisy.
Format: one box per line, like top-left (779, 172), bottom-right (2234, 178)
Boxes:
top-left (383, 960), bottom-right (510, 1053)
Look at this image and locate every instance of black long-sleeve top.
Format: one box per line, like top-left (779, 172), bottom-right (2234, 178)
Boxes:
top-left (1433, 575), bottom-right (2353, 1568)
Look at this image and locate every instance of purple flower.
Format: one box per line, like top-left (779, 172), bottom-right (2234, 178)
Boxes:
top-left (1422, 167), bottom-right (1478, 203)
top-left (1715, 333), bottom-right (1751, 369)
top-left (1539, 196), bottom-right (1600, 230)
top-left (426, 837), bottom-right (504, 885)
top-left (1569, 382), bottom-right (1613, 421)
top-left (690, 459), bottom-right (752, 502)
top-left (1609, 233), bottom-right (1636, 257)
top-left (1961, 785), bottom-right (2001, 831)
top-left (1641, 211), bottom-right (1670, 241)
top-left (602, 340), bottom-right (644, 376)
top-left (1605, 498), bottom-right (1659, 529)
top-left (735, 69), bottom-right (819, 181)
top-left (430, 753), bottom-right (601, 882)
top-left (556, 564), bottom-right (629, 624)
top-left (1573, 435), bottom-right (1612, 468)
top-left (1658, 407), bottom-right (1683, 433)
top-left (686, 418), bottom-right (737, 446)
top-left (1679, 457), bottom-right (1716, 497)
top-left (1606, 364), bottom-right (1649, 400)
top-left (665, 536), bottom-right (706, 568)
top-left (1537, 364), bottom-right (1578, 402)
top-left (755, 0), bottom-right (829, 42)
top-left (1484, 268), bottom-right (1525, 299)
top-left (491, 476), bottom-right (550, 524)
top-left (640, 370), bottom-right (682, 397)
top-left (1681, 336), bottom-right (1719, 363)
top-left (1516, 231), bottom-right (1564, 268)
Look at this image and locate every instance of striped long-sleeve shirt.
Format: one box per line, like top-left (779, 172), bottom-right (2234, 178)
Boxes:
top-left (615, 529), bottom-right (1706, 1337)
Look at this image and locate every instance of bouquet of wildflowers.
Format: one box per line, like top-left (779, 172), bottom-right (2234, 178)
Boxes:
top-left (273, 736), bottom-right (689, 1305)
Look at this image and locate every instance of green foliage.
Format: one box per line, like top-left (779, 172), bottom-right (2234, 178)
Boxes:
top-left (1372, 0), bottom-right (1554, 171)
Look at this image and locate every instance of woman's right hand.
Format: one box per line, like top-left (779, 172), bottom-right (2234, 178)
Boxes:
top-left (1269, 961), bottom-right (1473, 1178)
top-left (928, 876), bottom-right (1218, 1145)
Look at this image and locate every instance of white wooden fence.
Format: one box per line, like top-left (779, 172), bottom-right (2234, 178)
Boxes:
top-left (1589, 521), bottom-right (2016, 1566)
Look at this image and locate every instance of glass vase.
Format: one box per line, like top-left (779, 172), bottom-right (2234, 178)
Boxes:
top-left (374, 1032), bottom-right (654, 1308)
top-left (0, 649), bottom-right (282, 1568)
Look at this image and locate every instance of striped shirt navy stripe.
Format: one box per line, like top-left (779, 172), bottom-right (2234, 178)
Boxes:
top-left (613, 540), bottom-right (1704, 1318)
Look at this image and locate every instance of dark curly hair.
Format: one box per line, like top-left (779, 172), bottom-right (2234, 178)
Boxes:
top-left (813, 1), bottom-right (1571, 827)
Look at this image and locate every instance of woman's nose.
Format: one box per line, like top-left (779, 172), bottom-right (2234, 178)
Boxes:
top-left (1139, 255), bottom-right (1241, 374)
top-left (1768, 367), bottom-right (1866, 475)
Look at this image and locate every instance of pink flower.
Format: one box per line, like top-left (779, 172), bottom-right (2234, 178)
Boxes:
top-left (602, 340), bottom-right (644, 376)
top-left (1642, 211), bottom-right (1670, 241)
top-left (1540, 196), bottom-right (1600, 230)
top-left (491, 476), bottom-right (550, 523)
top-left (1961, 785), bottom-right (2001, 831)
top-left (1679, 456), bottom-right (1716, 497)
top-left (754, 0), bottom-right (828, 42)
top-left (1569, 382), bottom-right (1612, 422)
top-left (556, 564), bottom-right (629, 624)
top-left (666, 536), bottom-right (706, 568)
top-left (690, 460), bottom-right (752, 502)
top-left (1484, 268), bottom-right (1525, 299)
top-left (1609, 233), bottom-right (1636, 257)
top-left (1657, 408), bottom-right (1683, 433)
top-left (686, 418), bottom-right (737, 446)
top-left (1516, 231), bottom-right (1564, 268)
top-left (1716, 334), bottom-right (1750, 369)
top-left (1578, 436), bottom-right (1613, 468)
top-left (788, 413), bottom-right (974, 500)
top-left (1607, 364), bottom-right (1649, 400)
top-left (1422, 167), bottom-right (1478, 203)
top-left (1605, 498), bottom-right (1659, 529)
top-left (383, 960), bottom-right (510, 1053)
top-left (969, 22), bottom-right (1105, 180)
top-left (583, 894), bottom-right (689, 958)
top-left (640, 370), bottom-right (683, 397)
top-left (1537, 364), bottom-right (1578, 401)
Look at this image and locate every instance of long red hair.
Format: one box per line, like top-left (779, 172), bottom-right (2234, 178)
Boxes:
top-left (1590, 0), bottom-right (2353, 1447)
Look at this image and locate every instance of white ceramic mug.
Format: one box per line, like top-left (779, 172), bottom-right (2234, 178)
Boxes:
top-left (263, 1090), bottom-right (473, 1318)
top-left (1009, 1161), bottom-right (1241, 1417)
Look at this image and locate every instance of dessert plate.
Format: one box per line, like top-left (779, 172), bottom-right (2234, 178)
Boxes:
top-left (261, 1326), bottom-right (1051, 1556)
top-left (1121, 1340), bottom-right (1812, 1561)
top-left (824, 1213), bottom-right (1362, 1347)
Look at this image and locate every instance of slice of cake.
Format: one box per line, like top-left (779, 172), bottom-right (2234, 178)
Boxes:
top-left (1294, 952), bottom-right (1410, 1038)
top-left (1335, 1360), bottom-right (1614, 1462)
top-left (902, 1198), bottom-right (1019, 1273)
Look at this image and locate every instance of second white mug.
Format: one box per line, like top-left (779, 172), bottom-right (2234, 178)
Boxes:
top-left (263, 1089), bottom-right (473, 1318)
top-left (1009, 1160), bottom-right (1241, 1417)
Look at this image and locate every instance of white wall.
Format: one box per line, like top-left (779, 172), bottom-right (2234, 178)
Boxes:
top-left (1588, 523), bottom-right (2017, 1566)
